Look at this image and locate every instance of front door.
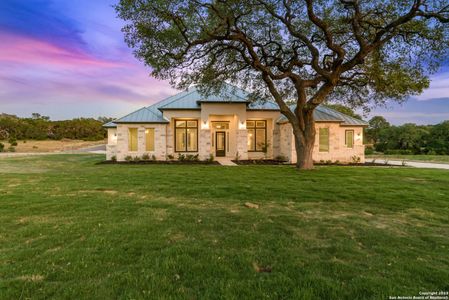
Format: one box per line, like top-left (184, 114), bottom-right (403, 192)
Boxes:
top-left (215, 131), bottom-right (226, 157)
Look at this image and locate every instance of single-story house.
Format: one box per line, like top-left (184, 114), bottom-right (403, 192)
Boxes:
top-left (104, 84), bottom-right (367, 163)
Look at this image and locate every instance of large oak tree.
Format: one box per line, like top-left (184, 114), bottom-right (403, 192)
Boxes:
top-left (116, 0), bottom-right (448, 169)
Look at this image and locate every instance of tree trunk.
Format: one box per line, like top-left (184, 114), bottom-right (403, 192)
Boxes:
top-left (293, 111), bottom-right (316, 170)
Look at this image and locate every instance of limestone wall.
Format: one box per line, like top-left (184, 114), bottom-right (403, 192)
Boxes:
top-left (115, 123), bottom-right (167, 161)
top-left (279, 122), bottom-right (365, 163)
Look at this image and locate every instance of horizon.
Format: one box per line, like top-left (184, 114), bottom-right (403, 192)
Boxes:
top-left (1, 0), bottom-right (448, 125)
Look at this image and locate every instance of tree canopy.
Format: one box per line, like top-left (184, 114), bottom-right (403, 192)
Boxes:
top-left (117, 0), bottom-right (448, 108)
top-left (116, 0), bottom-right (448, 168)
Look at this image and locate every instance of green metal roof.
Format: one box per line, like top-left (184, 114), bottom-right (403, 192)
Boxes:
top-left (276, 105), bottom-right (368, 126)
top-left (104, 83), bottom-right (367, 127)
top-left (102, 121), bottom-right (117, 128)
top-left (114, 107), bottom-right (168, 124)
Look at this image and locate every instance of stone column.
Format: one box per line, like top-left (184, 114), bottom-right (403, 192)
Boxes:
top-left (236, 129), bottom-right (248, 160)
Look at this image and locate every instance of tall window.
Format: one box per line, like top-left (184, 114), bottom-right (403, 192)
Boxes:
top-left (145, 128), bottom-right (155, 151)
top-left (247, 120), bottom-right (266, 152)
top-left (345, 130), bottom-right (354, 148)
top-left (175, 120), bottom-right (198, 152)
top-left (319, 128), bottom-right (329, 152)
top-left (128, 128), bottom-right (138, 151)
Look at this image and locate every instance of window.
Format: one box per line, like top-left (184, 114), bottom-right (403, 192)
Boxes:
top-left (319, 128), bottom-right (329, 152)
top-left (345, 130), bottom-right (354, 148)
top-left (247, 120), bottom-right (267, 152)
top-left (175, 120), bottom-right (198, 152)
top-left (128, 128), bottom-right (138, 151)
top-left (145, 128), bottom-right (155, 151)
top-left (211, 122), bottom-right (229, 129)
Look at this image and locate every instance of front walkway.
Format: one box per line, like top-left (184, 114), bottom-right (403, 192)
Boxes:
top-left (215, 157), bottom-right (237, 166)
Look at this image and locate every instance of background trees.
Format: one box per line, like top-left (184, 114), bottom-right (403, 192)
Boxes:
top-left (366, 117), bottom-right (449, 155)
top-left (0, 114), bottom-right (107, 141)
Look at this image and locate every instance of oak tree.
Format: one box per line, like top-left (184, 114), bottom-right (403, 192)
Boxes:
top-left (116, 0), bottom-right (448, 169)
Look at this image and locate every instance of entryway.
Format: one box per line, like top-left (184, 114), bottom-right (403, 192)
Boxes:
top-left (215, 131), bottom-right (226, 157)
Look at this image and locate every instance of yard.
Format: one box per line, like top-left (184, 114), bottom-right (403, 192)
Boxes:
top-left (0, 155), bottom-right (448, 299)
top-left (0, 139), bottom-right (105, 153)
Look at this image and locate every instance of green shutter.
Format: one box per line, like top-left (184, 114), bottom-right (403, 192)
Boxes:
top-left (319, 128), bottom-right (329, 152)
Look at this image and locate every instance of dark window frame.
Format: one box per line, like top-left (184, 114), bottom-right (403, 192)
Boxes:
top-left (247, 120), bottom-right (267, 152)
top-left (174, 119), bottom-right (198, 152)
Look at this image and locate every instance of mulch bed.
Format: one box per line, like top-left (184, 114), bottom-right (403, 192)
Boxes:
top-left (98, 160), bottom-right (220, 165)
top-left (232, 159), bottom-right (287, 165)
top-left (232, 159), bottom-right (402, 167)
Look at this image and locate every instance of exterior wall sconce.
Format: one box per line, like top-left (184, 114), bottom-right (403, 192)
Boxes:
top-left (239, 121), bottom-right (246, 129)
top-left (201, 120), bottom-right (209, 129)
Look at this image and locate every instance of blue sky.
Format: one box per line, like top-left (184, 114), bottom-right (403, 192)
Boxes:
top-left (0, 0), bottom-right (448, 125)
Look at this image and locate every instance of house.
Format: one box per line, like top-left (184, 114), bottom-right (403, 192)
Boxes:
top-left (104, 84), bottom-right (367, 163)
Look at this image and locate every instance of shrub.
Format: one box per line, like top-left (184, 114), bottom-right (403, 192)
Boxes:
top-left (205, 153), bottom-right (214, 162)
top-left (0, 143), bottom-right (4, 152)
top-left (365, 146), bottom-right (374, 155)
top-left (124, 155), bottom-right (133, 162)
top-left (167, 154), bottom-right (175, 160)
top-left (8, 137), bottom-right (17, 146)
top-left (275, 155), bottom-right (288, 162)
top-left (8, 146), bottom-right (16, 152)
top-left (351, 156), bottom-right (361, 164)
top-left (151, 154), bottom-right (156, 161)
top-left (133, 156), bottom-right (141, 162)
top-left (185, 154), bottom-right (199, 161)
top-left (235, 151), bottom-right (241, 161)
top-left (178, 154), bottom-right (185, 161)
top-left (111, 155), bottom-right (117, 162)
top-left (384, 149), bottom-right (413, 155)
top-left (142, 153), bottom-right (150, 161)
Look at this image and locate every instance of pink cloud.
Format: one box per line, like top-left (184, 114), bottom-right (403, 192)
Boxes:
top-left (0, 31), bottom-right (124, 68)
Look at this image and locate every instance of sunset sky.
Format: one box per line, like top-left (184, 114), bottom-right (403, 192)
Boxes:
top-left (1, 0), bottom-right (448, 125)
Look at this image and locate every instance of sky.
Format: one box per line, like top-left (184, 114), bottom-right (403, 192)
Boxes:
top-left (0, 0), bottom-right (448, 125)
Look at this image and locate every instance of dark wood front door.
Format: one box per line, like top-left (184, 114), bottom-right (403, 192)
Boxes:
top-left (215, 131), bottom-right (226, 157)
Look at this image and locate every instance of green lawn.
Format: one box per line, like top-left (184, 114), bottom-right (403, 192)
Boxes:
top-left (367, 154), bottom-right (449, 164)
top-left (1, 155), bottom-right (448, 299)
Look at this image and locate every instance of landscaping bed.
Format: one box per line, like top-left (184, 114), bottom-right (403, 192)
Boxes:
top-left (99, 160), bottom-right (219, 165)
top-left (233, 159), bottom-right (402, 167)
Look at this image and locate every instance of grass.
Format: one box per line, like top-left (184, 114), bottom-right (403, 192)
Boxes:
top-left (367, 154), bottom-right (449, 164)
top-left (0, 139), bottom-right (105, 153)
top-left (0, 154), bottom-right (448, 299)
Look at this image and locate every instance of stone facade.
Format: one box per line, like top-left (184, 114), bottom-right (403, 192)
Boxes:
top-left (278, 122), bottom-right (365, 164)
top-left (115, 124), bottom-right (167, 161)
top-left (107, 105), bottom-right (365, 163)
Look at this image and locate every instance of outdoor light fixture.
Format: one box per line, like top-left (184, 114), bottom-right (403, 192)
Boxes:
top-left (239, 121), bottom-right (246, 129)
top-left (201, 120), bottom-right (209, 129)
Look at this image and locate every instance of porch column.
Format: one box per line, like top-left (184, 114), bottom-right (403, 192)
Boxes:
top-left (236, 118), bottom-right (248, 160)
top-left (199, 117), bottom-right (211, 160)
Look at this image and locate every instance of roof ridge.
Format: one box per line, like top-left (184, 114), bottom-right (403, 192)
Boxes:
top-left (157, 88), bottom-right (199, 109)
top-left (115, 106), bottom-right (148, 122)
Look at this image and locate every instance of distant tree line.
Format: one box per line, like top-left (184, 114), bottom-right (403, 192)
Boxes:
top-left (365, 116), bottom-right (449, 155)
top-left (0, 113), bottom-right (112, 141)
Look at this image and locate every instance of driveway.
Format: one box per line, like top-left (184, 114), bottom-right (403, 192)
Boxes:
top-left (373, 159), bottom-right (449, 170)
